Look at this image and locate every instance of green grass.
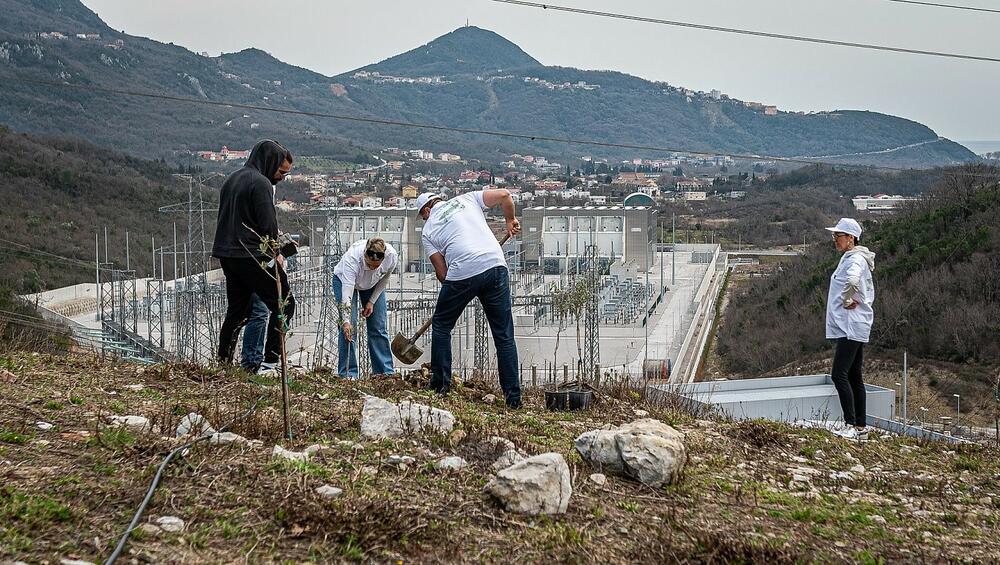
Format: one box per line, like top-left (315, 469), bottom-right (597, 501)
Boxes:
top-left (0, 429), bottom-right (31, 444)
top-left (69, 395), bottom-right (84, 405)
top-left (43, 400), bottom-right (64, 410)
top-left (1, 487), bottom-right (72, 525)
top-left (89, 426), bottom-right (136, 450)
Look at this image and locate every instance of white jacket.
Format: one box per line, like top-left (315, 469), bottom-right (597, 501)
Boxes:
top-left (826, 246), bottom-right (876, 343)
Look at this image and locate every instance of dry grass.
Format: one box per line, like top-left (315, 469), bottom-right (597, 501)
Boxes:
top-left (1, 351), bottom-right (999, 563)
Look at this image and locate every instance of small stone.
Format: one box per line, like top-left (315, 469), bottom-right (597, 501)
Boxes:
top-left (869, 514), bottom-right (887, 525)
top-left (844, 452), bottom-right (858, 462)
top-left (33, 439), bottom-right (51, 447)
top-left (361, 465), bottom-right (378, 476)
top-left (492, 449), bottom-right (525, 472)
top-left (850, 464), bottom-right (866, 474)
top-left (486, 453), bottom-right (572, 515)
top-left (922, 531), bottom-right (932, 540)
top-left (304, 444), bottom-right (332, 455)
top-left (488, 436), bottom-right (517, 452)
top-left (617, 526), bottom-right (629, 535)
top-left (435, 456), bottom-right (468, 471)
top-left (108, 415), bottom-right (152, 433)
top-left (137, 523), bottom-right (162, 536)
top-left (633, 409), bottom-right (649, 418)
top-left (271, 445), bottom-right (309, 462)
top-left (814, 450), bottom-right (825, 459)
top-left (60, 560), bottom-right (96, 565)
top-left (155, 515), bottom-right (185, 533)
top-left (386, 454), bottom-right (416, 466)
top-left (483, 394), bottom-right (497, 403)
top-left (124, 384), bottom-right (145, 392)
top-left (36, 421), bottom-right (54, 431)
top-left (315, 485), bottom-right (343, 498)
top-left (589, 473), bottom-right (607, 486)
top-left (209, 432), bottom-right (248, 445)
top-left (175, 413), bottom-right (215, 437)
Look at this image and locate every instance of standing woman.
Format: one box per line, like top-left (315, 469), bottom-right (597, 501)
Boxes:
top-left (332, 237), bottom-right (398, 378)
top-left (825, 218), bottom-right (876, 440)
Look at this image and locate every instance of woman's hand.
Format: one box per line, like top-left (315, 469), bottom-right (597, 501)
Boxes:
top-left (342, 321), bottom-right (353, 342)
top-left (362, 302), bottom-right (374, 318)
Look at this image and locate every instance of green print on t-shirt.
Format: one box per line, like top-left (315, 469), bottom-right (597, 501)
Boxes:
top-left (434, 199), bottom-right (465, 225)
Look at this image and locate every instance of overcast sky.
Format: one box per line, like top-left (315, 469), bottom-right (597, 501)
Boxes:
top-left (82, 0), bottom-right (999, 148)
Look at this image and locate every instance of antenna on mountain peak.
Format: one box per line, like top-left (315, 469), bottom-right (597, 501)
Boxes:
top-left (466, 18), bottom-right (470, 28)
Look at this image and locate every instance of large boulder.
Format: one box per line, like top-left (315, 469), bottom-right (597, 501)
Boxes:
top-left (575, 418), bottom-right (686, 488)
top-left (360, 395), bottom-right (455, 439)
top-left (486, 453), bottom-right (572, 515)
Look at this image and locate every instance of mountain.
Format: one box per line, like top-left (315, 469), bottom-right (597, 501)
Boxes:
top-left (0, 0), bottom-right (978, 166)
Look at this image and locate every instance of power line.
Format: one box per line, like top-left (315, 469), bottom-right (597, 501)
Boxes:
top-left (886, 0), bottom-right (1000, 14)
top-left (1, 74), bottom-right (937, 172)
top-left (488, 0), bottom-right (1000, 63)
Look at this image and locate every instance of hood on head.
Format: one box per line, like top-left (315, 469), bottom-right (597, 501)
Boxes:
top-left (846, 245), bottom-right (876, 271)
top-left (244, 139), bottom-right (289, 182)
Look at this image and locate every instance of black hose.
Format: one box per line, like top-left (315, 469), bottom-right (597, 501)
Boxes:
top-left (104, 393), bottom-right (267, 565)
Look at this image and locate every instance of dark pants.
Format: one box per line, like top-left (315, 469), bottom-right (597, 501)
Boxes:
top-left (431, 266), bottom-right (521, 407)
top-left (831, 338), bottom-right (866, 426)
top-left (218, 257), bottom-right (296, 366)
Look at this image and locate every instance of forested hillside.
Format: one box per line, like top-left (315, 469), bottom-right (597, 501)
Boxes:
top-left (0, 126), bottom-right (192, 292)
top-left (717, 164), bottom-right (1000, 372)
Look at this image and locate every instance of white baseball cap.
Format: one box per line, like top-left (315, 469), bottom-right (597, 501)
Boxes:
top-left (414, 192), bottom-right (442, 217)
top-left (825, 218), bottom-right (862, 239)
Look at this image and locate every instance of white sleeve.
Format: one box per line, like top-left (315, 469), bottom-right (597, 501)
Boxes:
top-left (472, 190), bottom-right (487, 209)
top-left (422, 232), bottom-right (439, 257)
top-left (842, 257), bottom-right (864, 303)
top-left (338, 252), bottom-right (360, 308)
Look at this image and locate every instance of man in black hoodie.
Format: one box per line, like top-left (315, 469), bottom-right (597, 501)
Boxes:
top-left (213, 139), bottom-right (296, 373)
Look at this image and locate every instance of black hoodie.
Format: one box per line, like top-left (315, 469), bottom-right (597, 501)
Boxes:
top-left (212, 140), bottom-right (288, 260)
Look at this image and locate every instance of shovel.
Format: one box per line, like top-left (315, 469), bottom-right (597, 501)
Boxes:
top-left (391, 232), bottom-right (512, 364)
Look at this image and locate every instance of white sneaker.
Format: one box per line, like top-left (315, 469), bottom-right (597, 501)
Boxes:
top-left (256, 362), bottom-right (278, 376)
top-left (833, 427), bottom-right (858, 440)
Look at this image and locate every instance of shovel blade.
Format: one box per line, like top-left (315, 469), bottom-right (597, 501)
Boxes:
top-left (391, 332), bottom-right (423, 365)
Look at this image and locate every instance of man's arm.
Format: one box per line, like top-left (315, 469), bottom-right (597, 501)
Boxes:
top-left (429, 252), bottom-right (447, 283)
top-left (481, 189), bottom-right (520, 237)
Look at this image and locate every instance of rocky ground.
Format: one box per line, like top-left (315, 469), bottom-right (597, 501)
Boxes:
top-left (1, 352), bottom-right (999, 564)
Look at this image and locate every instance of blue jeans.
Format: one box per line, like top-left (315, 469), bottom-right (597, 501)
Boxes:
top-left (332, 275), bottom-right (394, 377)
top-left (240, 294), bottom-right (269, 370)
top-left (431, 266), bottom-right (520, 407)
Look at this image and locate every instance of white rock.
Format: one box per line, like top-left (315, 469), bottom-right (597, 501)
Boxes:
top-left (315, 485), bottom-right (343, 498)
top-left (869, 514), bottom-right (887, 525)
top-left (386, 454), bottom-right (416, 465)
top-left (60, 560), bottom-right (95, 565)
top-left (435, 456), bottom-right (468, 471)
top-left (175, 413), bottom-right (215, 437)
top-left (208, 432), bottom-right (248, 445)
top-left (36, 421), bottom-right (54, 431)
top-left (488, 436), bottom-right (517, 452)
top-left (154, 515), bottom-right (185, 533)
top-left (492, 449), bottom-right (525, 472)
top-left (360, 395), bottom-right (454, 439)
top-left (589, 473), bottom-right (607, 486)
top-left (33, 439), bottom-right (51, 447)
top-left (850, 464), bottom-right (866, 474)
top-left (271, 445), bottom-right (309, 463)
top-left (633, 409), bottom-right (649, 418)
top-left (575, 419), bottom-right (687, 487)
top-left (486, 453), bottom-right (572, 515)
top-left (483, 394), bottom-right (497, 403)
top-left (124, 384), bottom-right (145, 392)
top-left (829, 471), bottom-right (855, 480)
top-left (844, 452), bottom-right (858, 463)
top-left (814, 449), bottom-right (826, 459)
top-left (304, 444), bottom-right (332, 455)
top-left (136, 523), bottom-right (162, 536)
top-left (791, 474), bottom-right (811, 483)
top-left (108, 415), bottom-right (152, 433)
top-left (791, 456), bottom-right (809, 463)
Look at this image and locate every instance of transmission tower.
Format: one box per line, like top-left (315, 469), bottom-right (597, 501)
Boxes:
top-left (582, 244), bottom-right (601, 383)
top-left (314, 207), bottom-right (343, 371)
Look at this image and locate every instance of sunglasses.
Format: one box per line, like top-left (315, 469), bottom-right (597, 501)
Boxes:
top-left (366, 251), bottom-right (385, 260)
top-left (832, 232), bottom-right (850, 240)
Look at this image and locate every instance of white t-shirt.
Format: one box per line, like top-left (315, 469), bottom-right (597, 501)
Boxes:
top-left (421, 191), bottom-right (506, 281)
top-left (333, 239), bottom-right (398, 306)
top-left (826, 248), bottom-right (875, 343)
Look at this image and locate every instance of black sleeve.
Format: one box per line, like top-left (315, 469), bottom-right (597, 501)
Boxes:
top-left (248, 179), bottom-right (279, 240)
